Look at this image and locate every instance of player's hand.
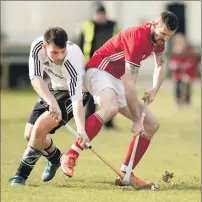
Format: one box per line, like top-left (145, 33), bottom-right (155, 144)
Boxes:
top-left (131, 118), bottom-right (145, 136)
top-left (77, 131), bottom-right (90, 149)
top-left (49, 102), bottom-right (62, 122)
top-left (142, 88), bottom-right (158, 104)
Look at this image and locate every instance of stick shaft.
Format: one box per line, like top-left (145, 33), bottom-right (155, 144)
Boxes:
top-left (64, 123), bottom-right (127, 181)
top-left (123, 99), bottom-right (149, 182)
top-left (64, 121), bottom-right (141, 187)
top-left (39, 100), bottom-right (141, 189)
top-left (39, 100), bottom-right (127, 182)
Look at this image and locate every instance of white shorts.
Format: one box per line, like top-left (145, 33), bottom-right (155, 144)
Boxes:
top-left (85, 68), bottom-right (127, 108)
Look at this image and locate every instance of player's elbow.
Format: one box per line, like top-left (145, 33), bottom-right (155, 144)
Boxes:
top-left (122, 77), bottom-right (135, 89)
top-left (30, 76), bottom-right (43, 86)
top-left (122, 78), bottom-right (137, 96)
top-left (30, 77), bottom-right (45, 92)
top-left (71, 96), bottom-right (83, 104)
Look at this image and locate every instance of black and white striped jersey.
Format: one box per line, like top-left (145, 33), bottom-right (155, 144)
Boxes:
top-left (29, 36), bottom-right (87, 101)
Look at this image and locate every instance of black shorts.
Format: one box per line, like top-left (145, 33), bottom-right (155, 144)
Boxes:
top-left (27, 85), bottom-right (90, 134)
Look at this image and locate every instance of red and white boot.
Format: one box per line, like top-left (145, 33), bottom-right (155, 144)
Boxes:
top-left (60, 153), bottom-right (78, 177)
top-left (115, 172), bottom-right (160, 190)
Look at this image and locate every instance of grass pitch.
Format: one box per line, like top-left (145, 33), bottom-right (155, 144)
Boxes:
top-left (1, 87), bottom-right (200, 202)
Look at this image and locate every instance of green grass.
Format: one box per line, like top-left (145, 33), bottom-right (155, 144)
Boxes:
top-left (1, 88), bottom-right (201, 202)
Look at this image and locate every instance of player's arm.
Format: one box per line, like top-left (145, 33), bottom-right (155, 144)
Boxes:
top-left (71, 80), bottom-right (86, 136)
top-left (143, 49), bottom-right (166, 104)
top-left (152, 53), bottom-right (166, 93)
top-left (122, 62), bottom-right (141, 121)
top-left (29, 64), bottom-right (58, 108)
top-left (71, 76), bottom-right (89, 147)
top-left (68, 46), bottom-right (89, 146)
top-left (29, 43), bottom-right (61, 121)
top-left (122, 62), bottom-right (144, 136)
top-left (31, 78), bottom-right (54, 104)
top-left (122, 32), bottom-right (143, 121)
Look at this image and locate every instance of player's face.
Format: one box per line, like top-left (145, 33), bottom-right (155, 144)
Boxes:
top-left (151, 23), bottom-right (176, 46)
top-left (44, 42), bottom-right (66, 64)
top-left (93, 13), bottom-right (107, 24)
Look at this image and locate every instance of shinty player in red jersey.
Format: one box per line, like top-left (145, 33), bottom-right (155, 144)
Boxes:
top-left (60, 11), bottom-right (178, 189)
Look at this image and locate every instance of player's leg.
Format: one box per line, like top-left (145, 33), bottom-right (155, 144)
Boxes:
top-left (61, 69), bottom-right (120, 177)
top-left (9, 110), bottom-right (61, 185)
top-left (40, 90), bottom-right (75, 182)
top-left (61, 88), bottom-right (118, 176)
top-left (119, 103), bottom-right (159, 170)
top-left (42, 92), bottom-right (90, 181)
top-left (24, 121), bottom-right (62, 182)
top-left (24, 123), bottom-right (54, 155)
top-left (115, 103), bottom-right (159, 188)
top-left (185, 81), bottom-right (191, 106)
top-left (10, 88), bottom-right (70, 185)
top-left (105, 119), bottom-right (114, 129)
top-left (23, 99), bottom-right (65, 182)
top-left (85, 94), bottom-right (96, 119)
top-left (177, 80), bottom-right (184, 107)
top-left (175, 80), bottom-right (181, 107)
top-left (24, 123), bottom-right (33, 141)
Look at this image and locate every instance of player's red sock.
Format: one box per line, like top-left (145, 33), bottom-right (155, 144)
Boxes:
top-left (66, 113), bottom-right (105, 156)
top-left (120, 135), bottom-right (151, 172)
top-left (85, 113), bottom-right (105, 141)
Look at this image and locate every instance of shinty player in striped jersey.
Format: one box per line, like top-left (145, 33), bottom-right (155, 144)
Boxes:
top-left (61, 12), bottom-right (179, 189)
top-left (9, 27), bottom-right (90, 185)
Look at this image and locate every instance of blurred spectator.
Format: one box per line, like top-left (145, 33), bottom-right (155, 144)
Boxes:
top-left (169, 33), bottom-right (199, 107)
top-left (79, 2), bottom-right (119, 129)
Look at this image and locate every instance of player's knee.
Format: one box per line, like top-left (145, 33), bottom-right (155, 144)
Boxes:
top-left (107, 105), bottom-right (119, 118)
top-left (150, 120), bottom-right (160, 135)
top-left (31, 123), bottom-right (48, 139)
top-left (153, 121), bottom-right (160, 133)
top-left (24, 123), bottom-right (33, 141)
top-left (24, 132), bottom-right (31, 141)
top-left (32, 114), bottom-right (58, 139)
top-left (145, 117), bottom-right (160, 138)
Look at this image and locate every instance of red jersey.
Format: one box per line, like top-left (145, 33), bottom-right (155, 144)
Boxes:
top-left (170, 47), bottom-right (198, 81)
top-left (86, 23), bottom-right (165, 79)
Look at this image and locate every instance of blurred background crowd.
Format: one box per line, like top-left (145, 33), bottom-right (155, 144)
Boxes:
top-left (1, 1), bottom-right (201, 114)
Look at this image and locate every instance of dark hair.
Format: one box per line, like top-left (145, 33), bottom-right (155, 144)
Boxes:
top-left (92, 2), bottom-right (106, 14)
top-left (160, 11), bottom-right (179, 31)
top-left (44, 27), bottom-right (68, 48)
top-left (96, 5), bottom-right (106, 14)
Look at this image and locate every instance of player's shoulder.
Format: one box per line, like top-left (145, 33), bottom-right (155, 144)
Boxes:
top-left (124, 23), bottom-right (150, 34)
top-left (66, 40), bottom-right (78, 48)
top-left (64, 41), bottom-right (85, 66)
top-left (122, 23), bottom-right (151, 42)
top-left (31, 36), bottom-right (44, 48)
top-left (30, 36), bottom-right (44, 57)
top-left (66, 41), bottom-right (83, 55)
top-left (138, 23), bottom-right (151, 31)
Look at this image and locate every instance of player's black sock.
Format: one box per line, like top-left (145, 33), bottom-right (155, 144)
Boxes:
top-left (16, 146), bottom-right (42, 180)
top-left (42, 139), bottom-right (62, 164)
top-left (43, 147), bottom-right (62, 164)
